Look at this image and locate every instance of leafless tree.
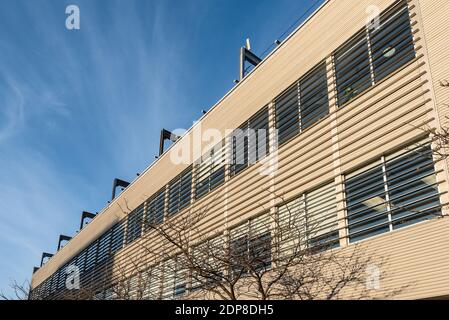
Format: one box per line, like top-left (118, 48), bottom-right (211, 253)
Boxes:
top-left (0, 280), bottom-right (31, 300)
top-left (425, 81), bottom-right (449, 162)
top-left (138, 189), bottom-right (395, 300)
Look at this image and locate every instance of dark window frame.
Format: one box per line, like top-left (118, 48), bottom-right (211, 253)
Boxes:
top-left (345, 144), bottom-right (441, 243)
top-left (334, 0), bottom-right (416, 107)
top-left (275, 61), bottom-right (329, 146)
top-left (230, 107), bottom-right (270, 176)
top-left (167, 166), bottom-right (193, 216)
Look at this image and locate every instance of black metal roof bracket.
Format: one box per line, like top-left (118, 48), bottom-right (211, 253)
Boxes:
top-left (80, 211), bottom-right (97, 230)
top-left (57, 235), bottom-right (72, 251)
top-left (239, 47), bottom-right (262, 81)
top-left (111, 178), bottom-right (130, 200)
top-left (40, 252), bottom-right (53, 267)
top-left (159, 129), bottom-right (181, 156)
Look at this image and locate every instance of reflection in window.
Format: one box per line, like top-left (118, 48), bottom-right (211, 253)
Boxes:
top-left (335, 0), bottom-right (415, 106)
top-left (231, 107), bottom-right (269, 176)
top-left (146, 188), bottom-right (166, 227)
top-left (126, 204), bottom-right (144, 244)
top-left (278, 182), bottom-right (339, 253)
top-left (335, 31), bottom-right (372, 106)
top-left (370, 1), bottom-right (415, 82)
top-left (345, 165), bottom-right (390, 242)
top-left (230, 213), bottom-right (272, 275)
top-left (275, 61), bottom-right (329, 146)
top-left (168, 166), bottom-right (192, 215)
top-left (195, 141), bottom-right (226, 200)
top-left (345, 144), bottom-right (441, 243)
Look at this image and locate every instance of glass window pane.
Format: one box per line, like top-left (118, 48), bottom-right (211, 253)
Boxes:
top-left (229, 213), bottom-right (272, 275)
top-left (126, 204), bottom-right (144, 244)
top-left (231, 107), bottom-right (269, 176)
top-left (168, 167), bottom-right (192, 215)
top-left (306, 183), bottom-right (339, 249)
top-left (111, 222), bottom-right (125, 254)
top-left (195, 141), bottom-right (226, 200)
top-left (300, 63), bottom-right (329, 130)
top-left (335, 31), bottom-right (372, 106)
top-left (275, 84), bottom-right (300, 145)
top-left (386, 146), bottom-right (440, 229)
top-left (370, 1), bottom-right (415, 82)
top-left (345, 165), bottom-right (389, 242)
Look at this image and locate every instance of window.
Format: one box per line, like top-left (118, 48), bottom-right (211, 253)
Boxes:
top-left (144, 264), bottom-right (162, 300)
top-left (230, 107), bottom-right (269, 176)
top-left (129, 274), bottom-right (142, 300)
top-left (275, 62), bottom-right (329, 146)
top-left (195, 141), bottom-right (226, 200)
top-left (76, 249), bottom-right (87, 273)
top-left (84, 241), bottom-right (98, 271)
top-left (345, 162), bottom-right (389, 242)
top-left (335, 0), bottom-right (415, 106)
top-left (300, 63), bottom-right (329, 130)
top-left (278, 182), bottom-right (339, 253)
top-left (173, 256), bottom-right (188, 298)
top-left (161, 258), bottom-right (176, 300)
top-left (278, 195), bottom-right (306, 254)
top-left (96, 228), bottom-right (112, 264)
top-left (386, 145), bottom-right (441, 229)
top-left (230, 213), bottom-right (272, 275)
top-left (56, 267), bottom-right (65, 291)
top-left (275, 84), bottom-right (300, 146)
top-left (126, 204), bottom-right (144, 244)
top-left (110, 222), bottom-right (125, 254)
top-left (335, 31), bottom-right (372, 106)
top-left (345, 144), bottom-right (441, 243)
top-left (167, 166), bottom-right (192, 215)
top-left (370, 0), bottom-right (415, 82)
top-left (191, 235), bottom-right (225, 291)
top-left (104, 287), bottom-right (115, 300)
top-left (146, 188), bottom-right (166, 227)
top-left (50, 271), bottom-right (58, 294)
top-left (160, 259), bottom-right (188, 299)
top-left (42, 278), bottom-right (50, 297)
top-left (306, 183), bottom-right (340, 249)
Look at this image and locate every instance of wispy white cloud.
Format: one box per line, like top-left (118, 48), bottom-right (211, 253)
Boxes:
top-left (0, 0), bottom-right (212, 296)
top-left (0, 78), bottom-right (25, 143)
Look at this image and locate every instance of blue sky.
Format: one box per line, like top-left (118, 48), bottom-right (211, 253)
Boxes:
top-left (0, 0), bottom-right (324, 297)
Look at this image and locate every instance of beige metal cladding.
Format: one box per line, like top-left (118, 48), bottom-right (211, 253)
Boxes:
top-left (31, 0), bottom-right (449, 300)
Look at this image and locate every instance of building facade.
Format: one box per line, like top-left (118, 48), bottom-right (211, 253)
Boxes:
top-left (30, 0), bottom-right (449, 300)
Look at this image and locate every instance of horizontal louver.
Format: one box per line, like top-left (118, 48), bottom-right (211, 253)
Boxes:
top-left (275, 61), bottom-right (329, 146)
top-left (168, 166), bottom-right (192, 215)
top-left (110, 222), bottom-right (125, 254)
top-left (230, 213), bottom-right (272, 274)
top-left (370, 0), bottom-right (415, 82)
top-left (231, 107), bottom-right (269, 176)
top-left (195, 141), bottom-right (226, 200)
top-left (278, 182), bottom-right (339, 253)
top-left (335, 0), bottom-right (415, 106)
top-left (146, 188), bottom-right (166, 227)
top-left (126, 204), bottom-right (144, 244)
top-left (144, 264), bottom-right (162, 300)
top-left (346, 144), bottom-right (441, 243)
